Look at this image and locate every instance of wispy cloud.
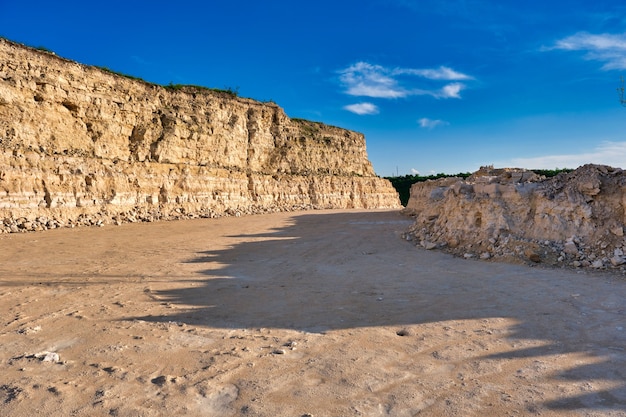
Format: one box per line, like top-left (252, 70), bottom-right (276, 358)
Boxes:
top-left (395, 66), bottom-right (473, 80)
top-left (497, 141), bottom-right (626, 169)
top-left (418, 117), bottom-right (449, 129)
top-left (343, 102), bottom-right (380, 115)
top-left (339, 62), bottom-right (406, 98)
top-left (338, 62), bottom-right (472, 99)
top-left (438, 83), bottom-right (464, 98)
top-left (549, 32), bottom-right (626, 70)
top-left (411, 168), bottom-right (420, 175)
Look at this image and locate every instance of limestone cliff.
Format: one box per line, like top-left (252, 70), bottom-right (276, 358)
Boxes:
top-left (403, 165), bottom-right (626, 271)
top-left (0, 38), bottom-right (399, 231)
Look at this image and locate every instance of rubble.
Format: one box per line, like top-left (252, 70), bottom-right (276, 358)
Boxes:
top-left (403, 165), bottom-right (626, 272)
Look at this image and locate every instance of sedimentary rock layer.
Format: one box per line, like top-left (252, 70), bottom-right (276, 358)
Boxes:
top-left (0, 38), bottom-right (399, 231)
top-left (404, 164), bottom-right (626, 271)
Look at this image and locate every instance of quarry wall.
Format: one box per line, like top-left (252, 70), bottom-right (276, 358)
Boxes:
top-left (0, 38), bottom-right (400, 232)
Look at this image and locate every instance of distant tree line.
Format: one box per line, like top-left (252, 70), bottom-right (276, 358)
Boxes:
top-left (384, 172), bottom-right (471, 206)
top-left (385, 168), bottom-right (572, 206)
top-left (530, 168), bottom-right (573, 177)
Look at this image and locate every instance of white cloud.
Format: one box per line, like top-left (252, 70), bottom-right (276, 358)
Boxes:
top-left (497, 141), bottom-right (626, 169)
top-left (394, 66), bottom-right (473, 80)
top-left (343, 102), bottom-right (380, 115)
top-left (410, 168), bottom-right (420, 175)
top-left (550, 32), bottom-right (626, 70)
top-left (418, 117), bottom-right (449, 129)
top-left (436, 82), bottom-right (464, 99)
top-left (338, 62), bottom-right (472, 99)
top-left (555, 32), bottom-right (626, 51)
top-left (339, 62), bottom-right (407, 98)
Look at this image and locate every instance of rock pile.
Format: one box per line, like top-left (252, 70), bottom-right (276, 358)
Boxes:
top-left (0, 203), bottom-right (316, 233)
top-left (403, 164), bottom-right (626, 272)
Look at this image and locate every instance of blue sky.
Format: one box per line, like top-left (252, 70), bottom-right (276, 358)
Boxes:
top-left (2, 0), bottom-right (626, 176)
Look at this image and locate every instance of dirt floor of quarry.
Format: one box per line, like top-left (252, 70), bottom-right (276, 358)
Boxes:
top-left (1, 209), bottom-right (625, 416)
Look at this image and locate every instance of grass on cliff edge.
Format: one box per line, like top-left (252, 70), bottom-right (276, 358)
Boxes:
top-left (3, 36), bottom-right (245, 98)
top-left (163, 83), bottom-right (240, 97)
top-left (386, 168), bottom-right (573, 206)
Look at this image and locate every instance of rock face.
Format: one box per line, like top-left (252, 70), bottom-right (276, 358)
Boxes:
top-left (403, 164), bottom-right (626, 271)
top-left (0, 38), bottom-right (399, 231)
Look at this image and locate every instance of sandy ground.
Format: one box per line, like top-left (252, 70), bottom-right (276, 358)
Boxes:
top-left (0, 209), bottom-right (625, 417)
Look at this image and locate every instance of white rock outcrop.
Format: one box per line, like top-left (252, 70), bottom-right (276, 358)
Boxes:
top-left (403, 165), bottom-right (626, 270)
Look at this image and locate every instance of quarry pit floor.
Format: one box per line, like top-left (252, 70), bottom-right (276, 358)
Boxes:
top-left (1, 209), bottom-right (625, 416)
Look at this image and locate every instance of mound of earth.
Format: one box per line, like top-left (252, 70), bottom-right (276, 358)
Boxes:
top-left (403, 164), bottom-right (626, 271)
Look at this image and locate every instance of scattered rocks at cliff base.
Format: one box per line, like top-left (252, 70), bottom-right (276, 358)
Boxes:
top-left (403, 164), bottom-right (626, 272)
top-left (563, 240), bottom-right (579, 255)
top-left (0, 203), bottom-right (315, 234)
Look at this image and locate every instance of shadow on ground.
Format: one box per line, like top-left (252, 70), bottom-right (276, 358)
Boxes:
top-left (128, 210), bottom-right (626, 413)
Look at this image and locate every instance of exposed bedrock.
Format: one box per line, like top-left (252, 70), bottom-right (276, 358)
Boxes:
top-left (0, 38), bottom-right (400, 232)
top-left (403, 164), bottom-right (626, 271)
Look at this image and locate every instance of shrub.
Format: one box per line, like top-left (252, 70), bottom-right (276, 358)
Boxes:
top-left (164, 83), bottom-right (239, 97)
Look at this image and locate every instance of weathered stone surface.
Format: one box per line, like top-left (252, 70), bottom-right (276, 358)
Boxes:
top-left (421, 240), bottom-right (438, 250)
top-left (403, 165), bottom-right (626, 270)
top-left (610, 256), bottom-right (626, 266)
top-left (0, 38), bottom-right (399, 231)
top-left (563, 241), bottom-right (579, 256)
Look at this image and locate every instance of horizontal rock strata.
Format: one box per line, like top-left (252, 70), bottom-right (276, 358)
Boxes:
top-left (0, 38), bottom-right (399, 232)
top-left (403, 164), bottom-right (626, 271)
